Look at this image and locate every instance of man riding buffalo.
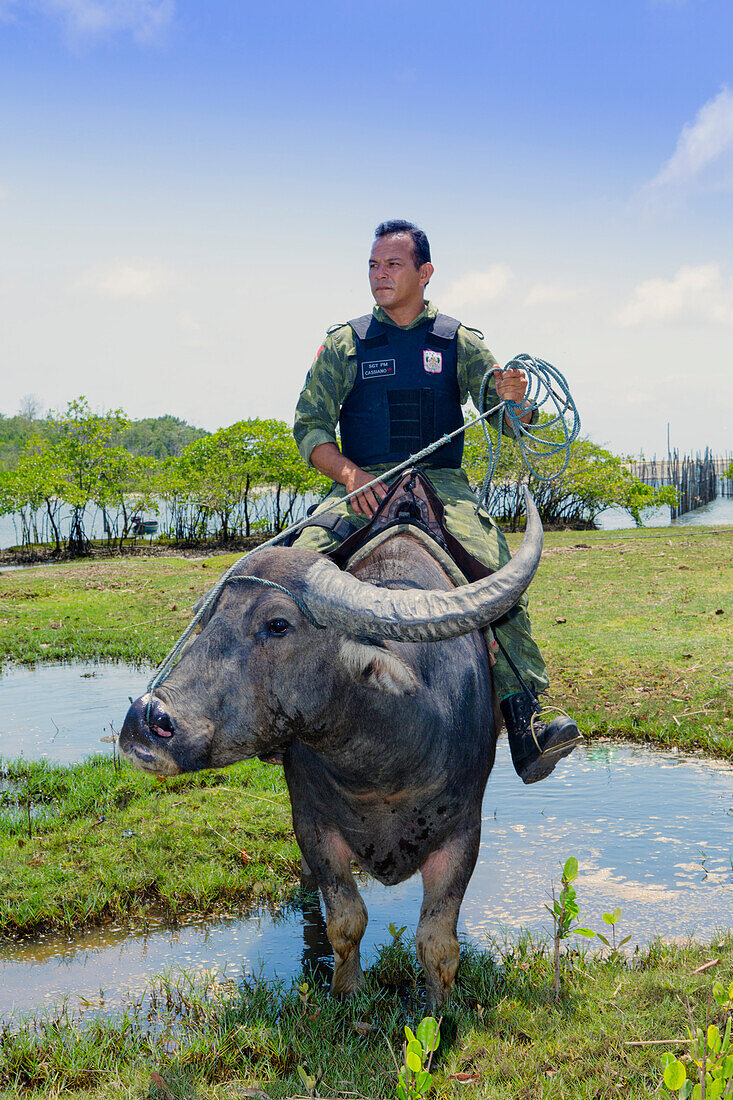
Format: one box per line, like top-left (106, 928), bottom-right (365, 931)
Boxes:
top-left (293, 219), bottom-right (580, 783)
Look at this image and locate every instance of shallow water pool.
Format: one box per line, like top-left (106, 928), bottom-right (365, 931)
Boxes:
top-left (0, 662), bottom-right (152, 765)
top-left (2, 741), bottom-right (731, 1020)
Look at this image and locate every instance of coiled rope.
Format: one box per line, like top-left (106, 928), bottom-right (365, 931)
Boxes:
top-left (475, 354), bottom-right (581, 513)
top-left (145, 353), bottom-right (579, 706)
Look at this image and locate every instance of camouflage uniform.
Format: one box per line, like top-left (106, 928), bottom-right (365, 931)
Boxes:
top-left (293, 301), bottom-right (549, 701)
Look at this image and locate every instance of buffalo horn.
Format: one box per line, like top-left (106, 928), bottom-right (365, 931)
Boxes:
top-left (303, 488), bottom-right (543, 641)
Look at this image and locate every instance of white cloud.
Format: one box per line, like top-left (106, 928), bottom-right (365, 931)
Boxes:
top-left (177, 312), bottom-right (208, 347)
top-left (5, 0), bottom-right (174, 42)
top-left (645, 87), bottom-right (733, 196)
top-left (618, 264), bottom-right (733, 326)
top-left (440, 264), bottom-right (512, 312)
top-left (523, 282), bottom-right (582, 307)
top-left (78, 260), bottom-right (177, 299)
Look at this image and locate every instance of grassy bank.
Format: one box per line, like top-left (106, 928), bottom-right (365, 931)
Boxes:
top-left (0, 555), bottom-right (228, 667)
top-left (0, 756), bottom-right (297, 936)
top-left (526, 524), bottom-right (733, 759)
top-left (1, 933), bottom-right (732, 1099)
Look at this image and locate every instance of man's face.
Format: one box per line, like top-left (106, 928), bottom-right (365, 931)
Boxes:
top-left (368, 233), bottom-right (433, 313)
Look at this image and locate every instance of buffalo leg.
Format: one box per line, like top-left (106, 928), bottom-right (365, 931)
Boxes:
top-left (416, 829), bottom-right (480, 1011)
top-left (300, 831), bottom-right (368, 997)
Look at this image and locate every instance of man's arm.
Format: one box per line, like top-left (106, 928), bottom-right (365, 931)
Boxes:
top-left (458, 327), bottom-right (534, 429)
top-left (293, 326), bottom-right (387, 517)
top-left (309, 443), bottom-right (388, 517)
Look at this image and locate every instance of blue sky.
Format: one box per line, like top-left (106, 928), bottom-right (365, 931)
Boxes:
top-left (1, 0), bottom-right (732, 455)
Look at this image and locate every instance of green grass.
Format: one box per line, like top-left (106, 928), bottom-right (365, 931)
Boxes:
top-left (0, 554), bottom-right (239, 667)
top-left (508, 524), bottom-right (733, 759)
top-left (1, 933), bottom-right (732, 1099)
top-left (0, 756), bottom-right (298, 936)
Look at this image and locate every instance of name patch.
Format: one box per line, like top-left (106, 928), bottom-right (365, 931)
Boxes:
top-left (423, 349), bottom-right (442, 373)
top-left (361, 359), bottom-right (396, 379)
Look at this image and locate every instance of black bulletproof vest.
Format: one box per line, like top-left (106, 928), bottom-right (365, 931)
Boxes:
top-left (338, 313), bottom-right (464, 468)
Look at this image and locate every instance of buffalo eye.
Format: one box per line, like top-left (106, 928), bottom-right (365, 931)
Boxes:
top-left (266, 617), bottom-right (290, 636)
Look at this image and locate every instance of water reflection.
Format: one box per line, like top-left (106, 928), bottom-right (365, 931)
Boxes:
top-left (2, 742), bottom-right (731, 1020)
top-left (597, 490), bottom-right (733, 530)
top-left (0, 662), bottom-right (152, 765)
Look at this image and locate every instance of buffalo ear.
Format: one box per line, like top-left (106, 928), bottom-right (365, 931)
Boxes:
top-left (339, 638), bottom-right (418, 696)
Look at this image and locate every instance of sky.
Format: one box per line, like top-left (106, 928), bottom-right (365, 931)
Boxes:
top-left (1, 0), bottom-right (732, 457)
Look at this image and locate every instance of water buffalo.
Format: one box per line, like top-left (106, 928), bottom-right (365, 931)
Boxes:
top-left (119, 492), bottom-right (543, 1008)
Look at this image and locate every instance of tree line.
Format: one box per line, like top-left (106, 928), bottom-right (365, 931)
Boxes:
top-left (0, 397), bottom-right (678, 555)
top-left (461, 417), bottom-right (678, 530)
top-left (0, 399), bottom-right (328, 554)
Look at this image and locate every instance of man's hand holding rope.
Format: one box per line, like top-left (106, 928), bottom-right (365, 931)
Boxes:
top-left (493, 366), bottom-right (533, 426)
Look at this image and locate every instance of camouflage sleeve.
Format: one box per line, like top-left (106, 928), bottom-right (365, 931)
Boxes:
top-left (457, 326), bottom-right (539, 429)
top-left (293, 325), bottom-right (358, 466)
top-left (456, 325), bottom-right (502, 431)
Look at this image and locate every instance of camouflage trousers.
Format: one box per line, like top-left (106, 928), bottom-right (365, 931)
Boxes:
top-left (292, 465), bottom-right (549, 702)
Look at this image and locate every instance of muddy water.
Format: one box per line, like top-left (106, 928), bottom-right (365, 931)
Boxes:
top-left (0, 662), bottom-right (152, 765)
top-left (2, 742), bottom-right (731, 1020)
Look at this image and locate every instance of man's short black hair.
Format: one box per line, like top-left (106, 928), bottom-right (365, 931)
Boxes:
top-left (374, 220), bottom-right (431, 268)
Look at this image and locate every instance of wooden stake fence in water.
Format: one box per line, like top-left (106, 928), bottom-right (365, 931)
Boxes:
top-left (629, 449), bottom-right (725, 518)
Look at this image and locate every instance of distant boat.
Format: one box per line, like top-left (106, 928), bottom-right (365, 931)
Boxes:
top-left (133, 519), bottom-right (159, 536)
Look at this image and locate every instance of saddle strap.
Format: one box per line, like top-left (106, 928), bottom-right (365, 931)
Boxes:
top-left (279, 510), bottom-right (357, 548)
top-left (327, 468), bottom-right (495, 586)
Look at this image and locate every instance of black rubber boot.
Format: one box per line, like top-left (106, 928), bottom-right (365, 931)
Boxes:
top-left (500, 692), bottom-right (582, 785)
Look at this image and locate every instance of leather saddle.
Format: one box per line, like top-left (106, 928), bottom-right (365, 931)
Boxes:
top-left (295, 467), bottom-right (494, 583)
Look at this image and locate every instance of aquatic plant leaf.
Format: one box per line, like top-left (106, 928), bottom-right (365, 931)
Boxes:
top-left (406, 1045), bottom-right (423, 1073)
top-left (416, 1016), bottom-right (441, 1053)
top-left (573, 928), bottom-right (596, 938)
top-left (415, 1069), bottom-right (433, 1093)
top-left (663, 1059), bottom-right (687, 1089)
top-left (563, 856), bottom-right (578, 881)
top-left (296, 1065), bottom-right (316, 1093)
top-left (708, 1025), bottom-right (722, 1052)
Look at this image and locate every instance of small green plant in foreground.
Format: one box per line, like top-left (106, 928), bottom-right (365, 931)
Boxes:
top-left (546, 856), bottom-right (596, 1001)
top-left (390, 1016), bottom-right (441, 1100)
top-left (389, 922), bottom-right (407, 944)
top-left (596, 905), bottom-right (632, 956)
top-left (661, 979), bottom-right (733, 1099)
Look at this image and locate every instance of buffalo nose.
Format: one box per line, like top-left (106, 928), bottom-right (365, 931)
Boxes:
top-left (145, 698), bottom-right (176, 739)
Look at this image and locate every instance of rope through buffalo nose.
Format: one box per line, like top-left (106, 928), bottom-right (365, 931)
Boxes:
top-left (145, 576), bottom-right (325, 723)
